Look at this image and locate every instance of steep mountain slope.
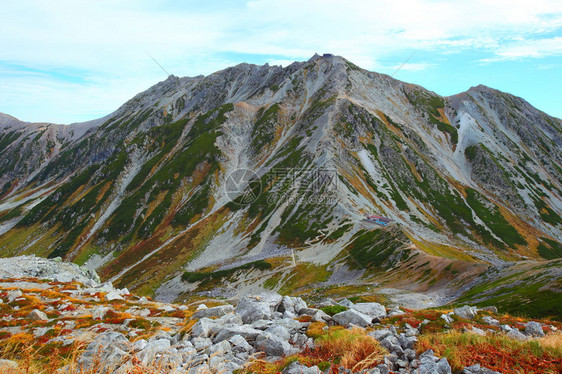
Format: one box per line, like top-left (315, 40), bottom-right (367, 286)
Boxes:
top-left (0, 55), bottom-right (560, 312)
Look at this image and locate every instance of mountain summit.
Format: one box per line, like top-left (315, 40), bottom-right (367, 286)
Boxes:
top-left (0, 55), bottom-right (560, 314)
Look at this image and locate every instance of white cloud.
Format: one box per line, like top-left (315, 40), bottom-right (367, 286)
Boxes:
top-left (1, 0), bottom-right (562, 122)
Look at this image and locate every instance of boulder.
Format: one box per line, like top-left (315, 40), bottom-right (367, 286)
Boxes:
top-left (351, 302), bottom-right (387, 319)
top-left (213, 325), bottom-right (263, 343)
top-left (441, 314), bottom-right (453, 324)
top-left (7, 290), bottom-right (23, 302)
top-left (256, 333), bottom-right (298, 357)
top-left (525, 321), bottom-right (545, 337)
top-left (331, 309), bottom-right (372, 327)
top-left (454, 305), bottom-right (476, 320)
top-left (463, 364), bottom-right (502, 374)
top-left (77, 332), bottom-right (130, 372)
top-left (206, 340), bottom-right (231, 356)
top-left (264, 325), bottom-right (291, 341)
top-left (275, 318), bottom-right (303, 334)
top-left (282, 361), bottom-right (320, 374)
top-left (137, 339), bottom-right (171, 365)
top-left (507, 328), bottom-right (528, 340)
top-left (370, 328), bottom-right (392, 341)
top-left (480, 306), bottom-right (498, 313)
top-left (235, 296), bottom-right (272, 324)
top-left (28, 309), bottom-right (48, 321)
top-left (105, 291), bottom-right (124, 301)
top-left (191, 318), bottom-right (219, 338)
top-left (470, 327), bottom-right (486, 336)
top-left (482, 316), bottom-right (499, 327)
top-left (192, 337), bottom-right (213, 350)
top-left (229, 334), bottom-right (253, 353)
top-left (192, 305), bottom-right (234, 319)
top-left (92, 306), bottom-right (110, 320)
top-left (415, 349), bottom-right (452, 374)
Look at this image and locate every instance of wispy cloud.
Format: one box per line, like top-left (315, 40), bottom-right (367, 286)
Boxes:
top-left (1, 0), bottom-right (561, 122)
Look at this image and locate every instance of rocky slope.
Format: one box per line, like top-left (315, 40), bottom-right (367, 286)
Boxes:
top-left (0, 55), bottom-right (560, 316)
top-left (0, 256), bottom-right (559, 374)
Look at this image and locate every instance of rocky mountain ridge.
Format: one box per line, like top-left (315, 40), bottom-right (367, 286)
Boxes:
top-left (0, 54), bottom-right (560, 316)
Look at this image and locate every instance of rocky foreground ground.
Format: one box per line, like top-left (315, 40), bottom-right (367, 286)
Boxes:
top-left (0, 256), bottom-right (560, 374)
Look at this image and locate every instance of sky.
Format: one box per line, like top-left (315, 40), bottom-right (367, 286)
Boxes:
top-left (1, 0), bottom-right (562, 124)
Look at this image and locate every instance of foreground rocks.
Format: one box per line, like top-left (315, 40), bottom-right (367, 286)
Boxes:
top-left (0, 257), bottom-right (558, 373)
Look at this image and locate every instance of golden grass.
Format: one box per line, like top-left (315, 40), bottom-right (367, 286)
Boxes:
top-left (417, 330), bottom-right (562, 374)
top-left (247, 326), bottom-right (387, 374)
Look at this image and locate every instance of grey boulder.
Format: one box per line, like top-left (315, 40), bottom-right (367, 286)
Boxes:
top-left (78, 332), bottom-right (130, 372)
top-left (454, 306), bottom-right (476, 320)
top-left (351, 302), bottom-right (387, 319)
top-left (192, 304), bottom-right (234, 319)
top-left (332, 309), bottom-right (373, 327)
top-left (236, 296), bottom-right (272, 324)
top-left (525, 321), bottom-right (545, 337)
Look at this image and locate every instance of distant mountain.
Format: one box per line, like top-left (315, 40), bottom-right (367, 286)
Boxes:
top-left (0, 54), bottom-right (560, 314)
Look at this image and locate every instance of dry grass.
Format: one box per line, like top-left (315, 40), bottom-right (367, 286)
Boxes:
top-left (417, 330), bottom-right (562, 374)
top-left (247, 326), bottom-right (387, 374)
top-left (538, 331), bottom-right (562, 350)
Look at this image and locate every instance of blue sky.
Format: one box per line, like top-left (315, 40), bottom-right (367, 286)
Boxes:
top-left (1, 0), bottom-right (561, 123)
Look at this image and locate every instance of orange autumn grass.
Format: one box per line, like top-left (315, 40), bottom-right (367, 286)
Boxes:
top-left (417, 330), bottom-right (562, 374)
top-left (246, 323), bottom-right (387, 373)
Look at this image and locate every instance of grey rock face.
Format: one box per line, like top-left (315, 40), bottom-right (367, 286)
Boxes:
top-left (282, 361), bottom-right (320, 374)
top-left (441, 314), bottom-right (454, 324)
top-left (235, 296), bottom-right (272, 324)
top-left (414, 349), bottom-right (452, 374)
top-left (255, 333), bottom-right (297, 357)
top-left (137, 339), bottom-right (171, 365)
top-left (213, 324), bottom-right (263, 343)
top-left (525, 321), bottom-right (545, 337)
top-left (0, 256), bottom-right (101, 286)
top-left (507, 328), bottom-right (528, 340)
top-left (229, 334), bottom-right (253, 353)
top-left (28, 309), bottom-right (48, 321)
top-left (77, 331), bottom-right (130, 372)
top-left (191, 318), bottom-right (219, 338)
top-left (192, 304), bottom-right (234, 319)
top-left (463, 364), bottom-right (502, 374)
top-left (331, 309), bottom-right (373, 327)
top-left (454, 306), bottom-right (477, 320)
top-left (482, 316), bottom-right (499, 326)
top-left (351, 302), bottom-right (387, 319)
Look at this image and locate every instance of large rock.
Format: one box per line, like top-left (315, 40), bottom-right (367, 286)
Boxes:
top-left (255, 333), bottom-right (298, 357)
top-left (192, 305), bottom-right (234, 319)
top-left (351, 302), bottom-right (387, 319)
top-left (28, 309), bottom-right (48, 321)
top-left (507, 328), bottom-right (528, 340)
top-left (463, 364), bottom-right (502, 374)
top-left (454, 305), bottom-right (476, 320)
top-left (525, 321), bottom-right (545, 337)
top-left (137, 339), bottom-right (171, 366)
top-left (331, 309), bottom-right (373, 327)
top-left (191, 318), bottom-right (219, 338)
top-left (213, 324), bottom-right (263, 343)
top-left (415, 349), bottom-right (452, 374)
top-left (77, 332), bottom-right (130, 372)
top-left (282, 361), bottom-right (320, 374)
top-left (229, 334), bottom-right (253, 353)
top-left (264, 325), bottom-right (291, 341)
top-left (235, 296), bottom-right (272, 324)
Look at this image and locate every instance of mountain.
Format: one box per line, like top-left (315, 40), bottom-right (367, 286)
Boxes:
top-left (0, 54), bottom-right (560, 316)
